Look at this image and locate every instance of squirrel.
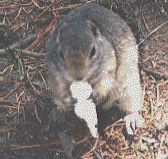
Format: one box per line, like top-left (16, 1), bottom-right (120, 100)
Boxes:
top-left (46, 3), bottom-right (144, 135)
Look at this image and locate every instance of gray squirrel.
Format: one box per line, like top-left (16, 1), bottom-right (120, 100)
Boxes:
top-left (46, 3), bottom-right (144, 135)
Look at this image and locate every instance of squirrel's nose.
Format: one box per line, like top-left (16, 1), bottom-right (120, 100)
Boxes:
top-left (75, 76), bottom-right (84, 81)
top-left (74, 72), bottom-right (84, 81)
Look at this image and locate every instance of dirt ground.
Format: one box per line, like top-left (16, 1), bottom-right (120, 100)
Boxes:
top-left (1, 0), bottom-right (168, 158)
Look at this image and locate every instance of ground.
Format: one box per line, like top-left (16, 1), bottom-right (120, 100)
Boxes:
top-left (1, 0), bottom-right (168, 158)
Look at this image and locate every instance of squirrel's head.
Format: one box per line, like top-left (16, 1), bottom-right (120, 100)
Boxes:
top-left (47, 20), bottom-right (116, 84)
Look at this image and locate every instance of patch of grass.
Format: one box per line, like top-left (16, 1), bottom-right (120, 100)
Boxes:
top-left (133, 144), bottom-right (145, 159)
top-left (1, 43), bottom-right (28, 83)
top-left (147, 142), bottom-right (154, 159)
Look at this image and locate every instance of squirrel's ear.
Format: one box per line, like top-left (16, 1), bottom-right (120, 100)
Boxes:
top-left (56, 22), bottom-right (68, 42)
top-left (86, 20), bottom-right (101, 37)
top-left (60, 22), bottom-right (68, 32)
top-left (56, 32), bottom-right (60, 43)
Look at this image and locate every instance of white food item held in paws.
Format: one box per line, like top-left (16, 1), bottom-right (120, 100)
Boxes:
top-left (70, 82), bottom-right (98, 138)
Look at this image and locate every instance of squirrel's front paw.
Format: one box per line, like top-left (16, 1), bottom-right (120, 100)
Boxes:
top-left (50, 107), bottom-right (67, 123)
top-left (43, 106), bottom-right (67, 132)
top-left (62, 94), bottom-right (77, 109)
top-left (124, 112), bottom-right (144, 135)
top-left (88, 90), bottom-right (102, 105)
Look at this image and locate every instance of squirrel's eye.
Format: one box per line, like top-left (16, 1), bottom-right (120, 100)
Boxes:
top-left (60, 51), bottom-right (65, 61)
top-left (90, 46), bottom-right (96, 59)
